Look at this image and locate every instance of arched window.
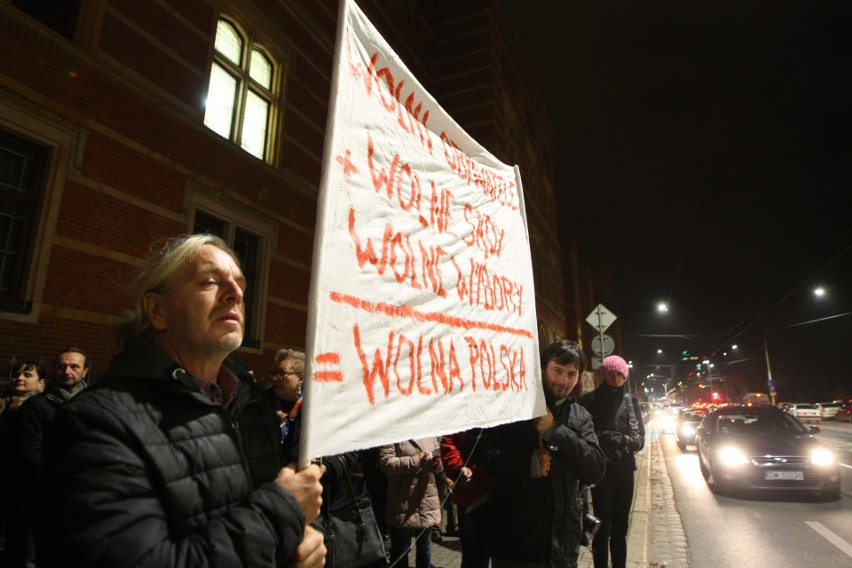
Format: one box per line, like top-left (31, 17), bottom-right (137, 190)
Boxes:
top-left (204, 19), bottom-right (276, 161)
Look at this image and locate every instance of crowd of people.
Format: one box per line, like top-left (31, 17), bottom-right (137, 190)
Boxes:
top-left (0, 234), bottom-right (644, 568)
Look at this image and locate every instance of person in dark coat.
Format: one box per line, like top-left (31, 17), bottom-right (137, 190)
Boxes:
top-left (581, 354), bottom-right (645, 568)
top-left (1, 360), bottom-right (49, 568)
top-left (474, 339), bottom-right (606, 568)
top-left (34, 234), bottom-right (325, 568)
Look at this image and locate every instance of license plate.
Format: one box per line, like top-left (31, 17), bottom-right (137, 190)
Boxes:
top-left (765, 471), bottom-right (803, 480)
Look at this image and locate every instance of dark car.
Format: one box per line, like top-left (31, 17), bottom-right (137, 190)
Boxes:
top-left (695, 405), bottom-right (840, 500)
top-left (675, 409), bottom-right (704, 451)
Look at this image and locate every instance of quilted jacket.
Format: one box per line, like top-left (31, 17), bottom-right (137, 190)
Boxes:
top-left (36, 333), bottom-right (304, 567)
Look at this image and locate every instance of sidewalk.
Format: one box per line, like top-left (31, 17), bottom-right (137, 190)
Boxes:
top-left (425, 436), bottom-right (680, 568)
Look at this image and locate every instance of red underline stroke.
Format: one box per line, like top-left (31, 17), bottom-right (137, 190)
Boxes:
top-left (329, 291), bottom-right (533, 338)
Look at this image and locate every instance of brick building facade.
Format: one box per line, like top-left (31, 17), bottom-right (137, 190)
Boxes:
top-left (0, 0), bottom-right (572, 381)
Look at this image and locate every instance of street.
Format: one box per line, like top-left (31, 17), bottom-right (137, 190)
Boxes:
top-left (654, 416), bottom-right (852, 567)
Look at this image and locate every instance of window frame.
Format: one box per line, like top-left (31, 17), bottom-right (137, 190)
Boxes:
top-left (0, 99), bottom-right (80, 323)
top-left (204, 17), bottom-right (280, 163)
top-left (186, 188), bottom-right (276, 352)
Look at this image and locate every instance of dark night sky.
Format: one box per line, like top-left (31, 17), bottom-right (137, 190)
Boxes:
top-left (505, 1), bottom-right (852, 400)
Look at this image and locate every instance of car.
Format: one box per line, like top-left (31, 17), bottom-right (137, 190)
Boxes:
top-left (817, 401), bottom-right (843, 420)
top-left (785, 403), bottom-right (822, 423)
top-left (675, 409), bottom-right (704, 451)
top-left (835, 402), bottom-right (852, 423)
top-left (742, 392), bottom-right (771, 406)
top-left (695, 405), bottom-right (840, 500)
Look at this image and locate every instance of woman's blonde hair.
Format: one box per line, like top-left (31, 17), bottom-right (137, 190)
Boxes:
top-left (117, 234), bottom-right (240, 344)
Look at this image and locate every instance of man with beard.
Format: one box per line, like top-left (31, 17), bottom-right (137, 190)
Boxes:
top-left (474, 339), bottom-right (605, 568)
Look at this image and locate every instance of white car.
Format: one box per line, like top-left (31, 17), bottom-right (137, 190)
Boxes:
top-left (818, 401), bottom-right (843, 420)
top-left (786, 403), bottom-right (822, 423)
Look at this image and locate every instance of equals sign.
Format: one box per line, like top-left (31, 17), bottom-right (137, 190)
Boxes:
top-left (313, 352), bottom-right (343, 382)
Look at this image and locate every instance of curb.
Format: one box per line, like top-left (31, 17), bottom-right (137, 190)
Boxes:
top-left (577, 442), bottom-right (651, 568)
top-left (627, 442), bottom-right (651, 567)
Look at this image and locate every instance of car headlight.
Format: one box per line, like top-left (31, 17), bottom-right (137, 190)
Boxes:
top-left (680, 424), bottom-right (696, 436)
top-left (811, 447), bottom-right (835, 466)
top-left (718, 447), bottom-right (750, 466)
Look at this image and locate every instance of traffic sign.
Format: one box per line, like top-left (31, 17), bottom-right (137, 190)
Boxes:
top-left (591, 333), bottom-right (614, 357)
top-left (586, 304), bottom-right (617, 333)
top-left (591, 357), bottom-right (602, 370)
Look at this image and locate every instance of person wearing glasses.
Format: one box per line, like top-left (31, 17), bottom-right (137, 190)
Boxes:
top-left (270, 349), bottom-right (387, 567)
top-left (271, 348), bottom-right (306, 467)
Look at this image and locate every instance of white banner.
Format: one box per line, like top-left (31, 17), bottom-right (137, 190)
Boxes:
top-left (301, 0), bottom-right (543, 461)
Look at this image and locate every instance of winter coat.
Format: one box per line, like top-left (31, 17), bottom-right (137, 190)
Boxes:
top-left (1, 391), bottom-right (52, 523)
top-left (35, 333), bottom-right (304, 568)
top-left (581, 385), bottom-right (645, 472)
top-left (475, 396), bottom-right (605, 567)
top-left (379, 438), bottom-right (443, 529)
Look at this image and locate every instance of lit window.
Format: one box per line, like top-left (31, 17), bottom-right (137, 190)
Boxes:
top-left (204, 18), bottom-right (276, 161)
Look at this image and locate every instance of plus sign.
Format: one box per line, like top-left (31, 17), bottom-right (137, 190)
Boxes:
top-left (336, 150), bottom-right (358, 177)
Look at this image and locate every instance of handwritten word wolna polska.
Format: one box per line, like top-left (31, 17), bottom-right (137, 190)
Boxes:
top-left (440, 132), bottom-right (518, 211)
top-left (346, 34), bottom-right (432, 154)
top-left (353, 324), bottom-right (528, 405)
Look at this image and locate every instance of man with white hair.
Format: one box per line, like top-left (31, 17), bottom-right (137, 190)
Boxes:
top-left (36, 234), bottom-right (325, 567)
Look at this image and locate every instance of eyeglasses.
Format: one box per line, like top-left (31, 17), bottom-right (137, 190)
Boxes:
top-left (271, 370), bottom-right (304, 379)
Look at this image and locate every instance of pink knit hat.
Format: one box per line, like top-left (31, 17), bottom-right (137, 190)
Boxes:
top-left (601, 355), bottom-right (629, 379)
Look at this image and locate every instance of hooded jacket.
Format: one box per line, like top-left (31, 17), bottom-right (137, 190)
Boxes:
top-left (35, 333), bottom-right (304, 568)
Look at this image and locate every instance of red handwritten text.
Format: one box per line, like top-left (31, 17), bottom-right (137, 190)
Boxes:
top-left (346, 32), bottom-right (432, 153)
top-left (440, 132), bottom-right (517, 211)
top-left (349, 207), bottom-right (448, 298)
top-left (463, 203), bottom-right (505, 259)
top-left (353, 323), bottom-right (528, 405)
top-left (450, 257), bottom-right (523, 317)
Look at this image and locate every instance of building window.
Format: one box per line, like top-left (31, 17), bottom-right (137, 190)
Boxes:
top-left (0, 130), bottom-right (48, 314)
top-left (12, 0), bottom-right (80, 38)
top-left (204, 18), bottom-right (276, 161)
top-left (193, 209), bottom-right (264, 349)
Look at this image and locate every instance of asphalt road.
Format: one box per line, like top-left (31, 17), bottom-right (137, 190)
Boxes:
top-left (658, 419), bottom-right (852, 568)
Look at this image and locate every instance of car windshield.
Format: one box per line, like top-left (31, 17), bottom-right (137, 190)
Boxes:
top-left (715, 412), bottom-right (807, 434)
top-left (795, 404), bottom-right (817, 409)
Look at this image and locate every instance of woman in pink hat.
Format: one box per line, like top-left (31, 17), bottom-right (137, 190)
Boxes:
top-left (581, 355), bottom-right (645, 568)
